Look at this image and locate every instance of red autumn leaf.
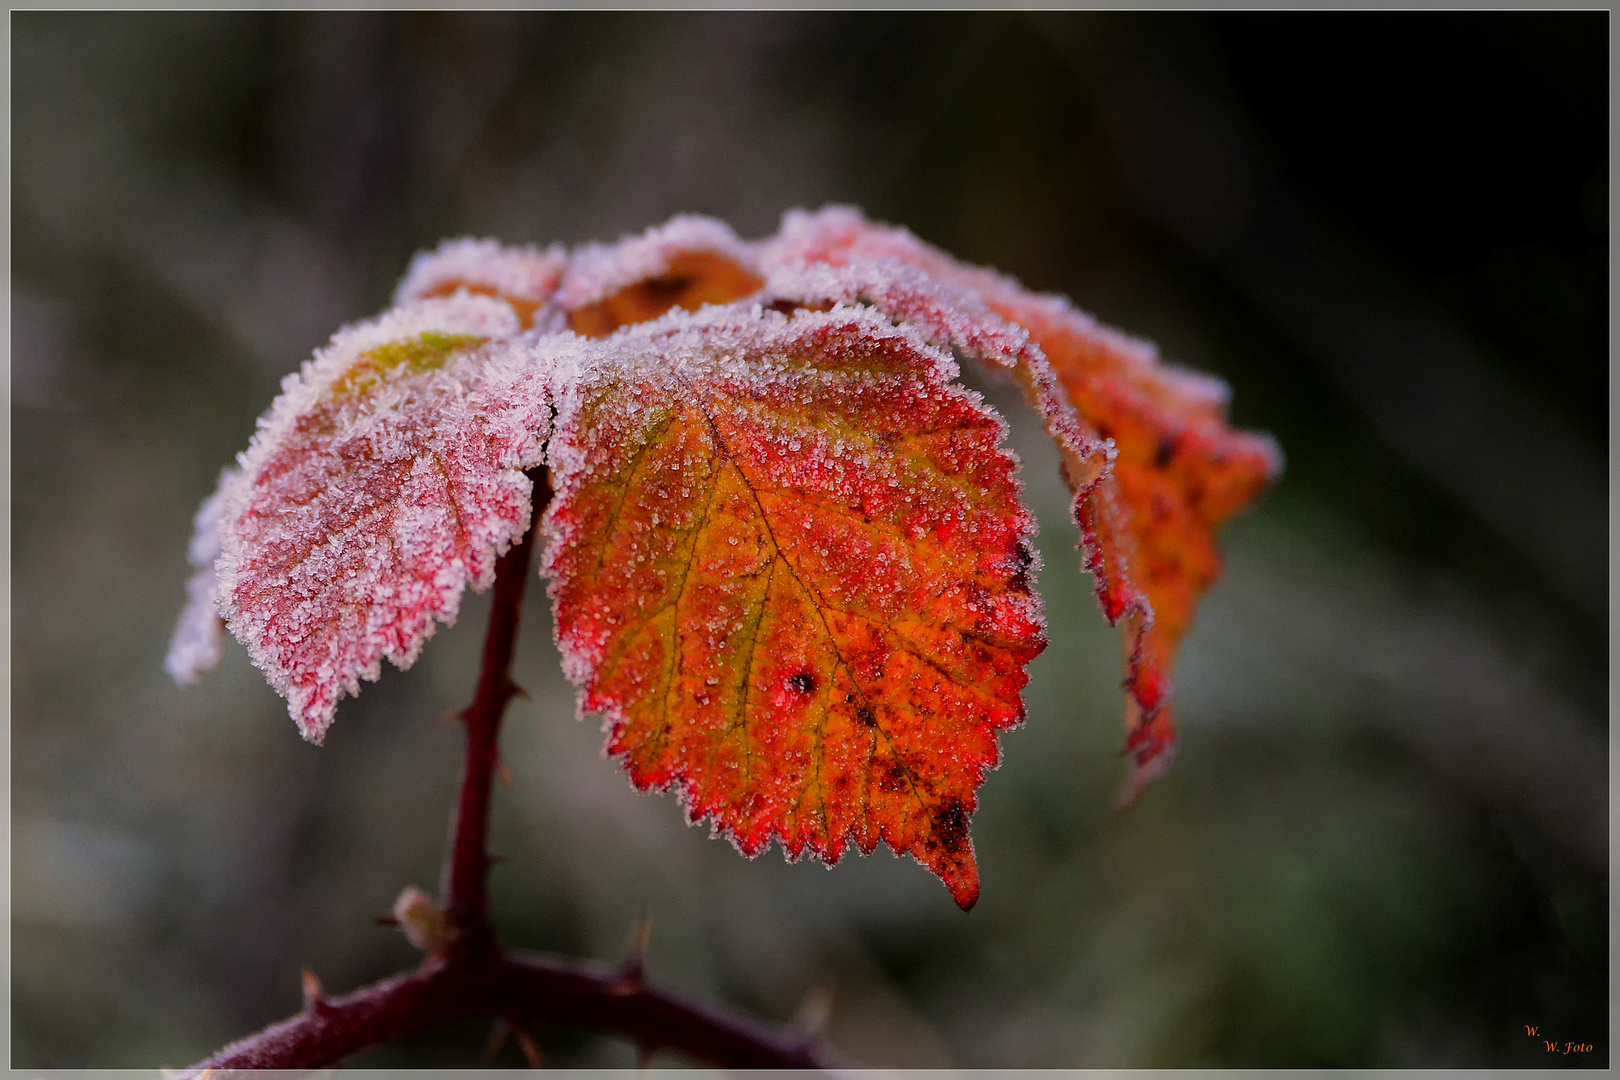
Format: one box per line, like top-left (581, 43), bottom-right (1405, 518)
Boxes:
top-left (761, 207), bottom-right (1282, 789)
top-left (202, 294), bottom-right (554, 741)
top-left (541, 304), bottom-right (1045, 909)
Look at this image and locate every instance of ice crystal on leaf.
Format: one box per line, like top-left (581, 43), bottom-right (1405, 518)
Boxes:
top-left (169, 207), bottom-right (1277, 902)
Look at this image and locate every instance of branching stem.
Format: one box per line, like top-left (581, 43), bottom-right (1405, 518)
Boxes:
top-left (185, 469), bottom-right (838, 1071)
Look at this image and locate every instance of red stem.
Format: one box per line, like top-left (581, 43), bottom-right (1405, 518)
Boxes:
top-left (441, 469), bottom-right (552, 962)
top-left (190, 953), bottom-right (834, 1069)
top-left (184, 469), bottom-right (840, 1071)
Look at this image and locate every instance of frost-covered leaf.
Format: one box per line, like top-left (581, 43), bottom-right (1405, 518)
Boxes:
top-left (762, 207), bottom-right (1281, 788)
top-left (541, 304), bottom-right (1045, 908)
top-left (208, 295), bottom-right (555, 742)
top-left (559, 215), bottom-right (764, 337)
top-left (393, 237), bottom-right (569, 330)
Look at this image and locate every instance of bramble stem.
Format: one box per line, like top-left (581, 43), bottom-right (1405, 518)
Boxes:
top-left (441, 468), bottom-right (552, 962)
top-left (188, 952), bottom-right (832, 1069)
top-left (183, 468), bottom-right (839, 1070)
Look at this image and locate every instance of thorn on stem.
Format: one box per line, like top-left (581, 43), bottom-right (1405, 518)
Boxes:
top-left (497, 758), bottom-right (514, 788)
top-left (301, 967), bottom-right (326, 1012)
top-left (374, 915), bottom-right (401, 927)
top-left (506, 678), bottom-right (530, 701)
top-left (636, 1040), bottom-right (656, 1070)
top-left (792, 978), bottom-right (836, 1042)
top-left (514, 1025), bottom-right (544, 1068)
top-left (484, 1018), bottom-right (511, 1060)
top-left (487, 853), bottom-right (507, 867)
top-left (614, 912), bottom-right (653, 992)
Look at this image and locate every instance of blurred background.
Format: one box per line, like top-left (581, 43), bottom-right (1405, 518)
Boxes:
top-left (10, 11), bottom-right (1608, 1068)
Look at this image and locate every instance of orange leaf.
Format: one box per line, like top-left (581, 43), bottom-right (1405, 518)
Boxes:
top-left (762, 207), bottom-right (1281, 790)
top-left (558, 215), bottom-right (764, 337)
top-left (986, 294), bottom-right (1281, 790)
top-left (541, 305), bottom-right (1045, 908)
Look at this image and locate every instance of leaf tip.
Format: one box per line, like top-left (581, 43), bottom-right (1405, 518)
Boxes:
top-left (293, 703), bottom-right (332, 746)
top-left (946, 864), bottom-right (981, 911)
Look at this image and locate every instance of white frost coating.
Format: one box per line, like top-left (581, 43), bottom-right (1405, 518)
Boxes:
top-left (212, 293), bottom-right (556, 742)
top-left (767, 205), bottom-right (1014, 298)
top-left (763, 258), bottom-right (1037, 369)
top-left (392, 237), bottom-right (568, 310)
top-left (164, 467), bottom-right (242, 686)
top-left (582, 298), bottom-right (963, 386)
top-left (770, 205), bottom-right (888, 264)
top-left (997, 289), bottom-right (1159, 369)
top-left (555, 214), bottom-right (760, 310)
top-left (246, 295), bottom-right (524, 440)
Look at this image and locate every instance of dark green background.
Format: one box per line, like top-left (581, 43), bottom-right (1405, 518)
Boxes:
top-left (11, 11), bottom-right (1607, 1068)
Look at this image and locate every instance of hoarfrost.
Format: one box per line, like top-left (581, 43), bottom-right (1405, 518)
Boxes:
top-left (212, 294), bottom-right (554, 742)
top-left (164, 467), bottom-right (241, 686)
top-left (557, 214), bottom-right (760, 312)
top-left (393, 237), bottom-right (568, 329)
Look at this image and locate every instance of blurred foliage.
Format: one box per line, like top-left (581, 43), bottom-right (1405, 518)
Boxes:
top-left (11, 11), bottom-right (1606, 1068)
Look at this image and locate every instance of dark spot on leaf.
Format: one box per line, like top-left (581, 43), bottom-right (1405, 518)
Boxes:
top-left (1009, 542), bottom-right (1034, 593)
top-left (640, 274), bottom-right (694, 304)
top-left (856, 705), bottom-right (877, 728)
top-left (1154, 435), bottom-right (1177, 469)
top-left (932, 797), bottom-right (969, 855)
top-left (876, 760), bottom-right (908, 793)
top-left (789, 671), bottom-right (816, 695)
